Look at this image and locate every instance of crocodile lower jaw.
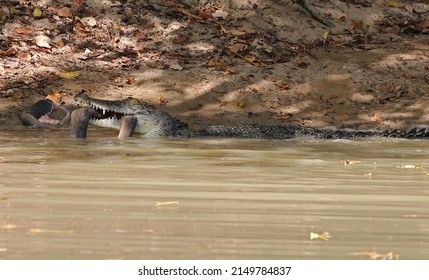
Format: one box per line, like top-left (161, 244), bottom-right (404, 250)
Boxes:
top-left (89, 118), bottom-right (121, 130)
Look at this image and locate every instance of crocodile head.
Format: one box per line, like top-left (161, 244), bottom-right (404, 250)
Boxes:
top-left (74, 91), bottom-right (145, 130)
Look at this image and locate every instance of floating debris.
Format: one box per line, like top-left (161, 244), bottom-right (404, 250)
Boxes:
top-left (352, 248), bottom-right (399, 260)
top-left (404, 214), bottom-right (419, 218)
top-left (344, 160), bottom-right (361, 166)
top-left (156, 201), bottom-right (179, 207)
top-left (397, 164), bottom-right (422, 169)
top-left (28, 228), bottom-right (74, 234)
top-left (1, 224), bottom-right (17, 230)
top-left (310, 232), bottom-right (331, 241)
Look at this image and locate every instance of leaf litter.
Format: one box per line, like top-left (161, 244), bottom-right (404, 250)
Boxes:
top-left (0, 0), bottom-right (429, 131)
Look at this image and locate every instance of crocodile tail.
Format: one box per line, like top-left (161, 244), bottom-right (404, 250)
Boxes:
top-left (193, 125), bottom-right (429, 140)
top-left (381, 127), bottom-right (429, 139)
top-left (199, 125), bottom-right (298, 139)
top-left (296, 127), bottom-right (383, 139)
top-left (199, 125), bottom-right (381, 139)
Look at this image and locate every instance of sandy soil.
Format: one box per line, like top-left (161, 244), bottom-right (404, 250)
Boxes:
top-left (1, 0), bottom-right (429, 130)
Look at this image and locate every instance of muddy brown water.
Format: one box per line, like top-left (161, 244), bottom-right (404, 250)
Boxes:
top-left (0, 128), bottom-right (428, 260)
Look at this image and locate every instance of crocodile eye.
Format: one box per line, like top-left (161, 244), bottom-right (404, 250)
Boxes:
top-left (129, 98), bottom-right (140, 105)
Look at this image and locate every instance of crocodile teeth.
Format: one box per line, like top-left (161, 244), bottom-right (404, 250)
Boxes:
top-left (103, 109), bottom-right (106, 115)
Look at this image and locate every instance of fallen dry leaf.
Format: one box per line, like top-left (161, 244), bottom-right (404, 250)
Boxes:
top-left (17, 52), bottom-right (31, 61)
top-left (341, 113), bottom-right (351, 120)
top-left (387, 1), bottom-right (398, 8)
top-left (228, 43), bottom-right (247, 53)
top-left (418, 20), bottom-right (429, 29)
top-left (325, 107), bottom-right (335, 114)
top-left (337, 15), bottom-right (346, 22)
top-left (198, 8), bottom-right (213, 19)
top-left (80, 17), bottom-right (97, 27)
top-left (236, 101), bottom-right (245, 108)
top-left (418, 20), bottom-right (429, 33)
top-left (322, 31), bottom-right (329, 43)
top-left (127, 76), bottom-right (136, 85)
top-left (212, 9), bottom-right (228, 19)
top-left (231, 28), bottom-right (247, 36)
top-left (60, 71), bottom-right (81, 78)
top-left (52, 36), bottom-right (65, 47)
top-left (168, 59), bottom-right (183, 71)
top-left (208, 60), bottom-right (227, 67)
top-left (73, 0), bottom-right (85, 10)
top-left (370, 113), bottom-right (383, 122)
top-left (172, 36), bottom-right (187, 44)
top-left (33, 7), bottom-right (42, 18)
top-left (14, 27), bottom-right (34, 35)
top-left (0, 48), bottom-right (17, 56)
top-left (57, 7), bottom-right (73, 18)
top-left (159, 96), bottom-right (169, 105)
top-left (34, 35), bottom-right (51, 48)
top-left (159, 1), bottom-right (176, 7)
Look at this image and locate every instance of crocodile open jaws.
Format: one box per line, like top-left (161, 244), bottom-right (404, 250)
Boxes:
top-left (71, 91), bottom-right (186, 139)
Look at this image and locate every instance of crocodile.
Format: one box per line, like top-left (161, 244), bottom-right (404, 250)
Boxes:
top-left (71, 92), bottom-right (429, 140)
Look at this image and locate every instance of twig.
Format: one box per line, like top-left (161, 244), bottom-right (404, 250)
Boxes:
top-left (224, 48), bottom-right (262, 67)
top-left (292, 0), bottom-right (335, 27)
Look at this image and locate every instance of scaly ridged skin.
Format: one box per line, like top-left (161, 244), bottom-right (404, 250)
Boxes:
top-left (73, 93), bottom-right (429, 139)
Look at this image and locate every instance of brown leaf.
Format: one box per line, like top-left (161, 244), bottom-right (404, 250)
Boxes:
top-left (172, 36), bottom-right (188, 44)
top-left (73, 0), bottom-right (85, 10)
top-left (127, 76), bottom-right (136, 85)
top-left (198, 8), bottom-right (213, 19)
top-left (370, 113), bottom-right (383, 123)
top-left (337, 15), bottom-right (346, 23)
top-left (159, 96), bottom-right (169, 105)
top-left (0, 48), bottom-right (17, 56)
top-left (325, 107), bottom-right (335, 114)
top-left (112, 76), bottom-right (125, 86)
top-left (159, 1), bottom-right (176, 7)
top-left (100, 67), bottom-right (109, 73)
top-left (14, 27), bottom-right (34, 35)
top-left (230, 28), bottom-right (247, 36)
top-left (208, 61), bottom-right (227, 67)
top-left (228, 43), bottom-right (247, 53)
top-left (52, 36), bottom-right (65, 47)
top-left (275, 81), bottom-right (291, 90)
top-left (17, 52), bottom-right (31, 61)
top-left (418, 20), bottom-right (429, 30)
top-left (57, 7), bottom-right (73, 18)
top-left (219, 101), bottom-right (228, 108)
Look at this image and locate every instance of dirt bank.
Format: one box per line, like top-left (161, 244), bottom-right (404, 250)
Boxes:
top-left (1, 0), bottom-right (429, 130)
